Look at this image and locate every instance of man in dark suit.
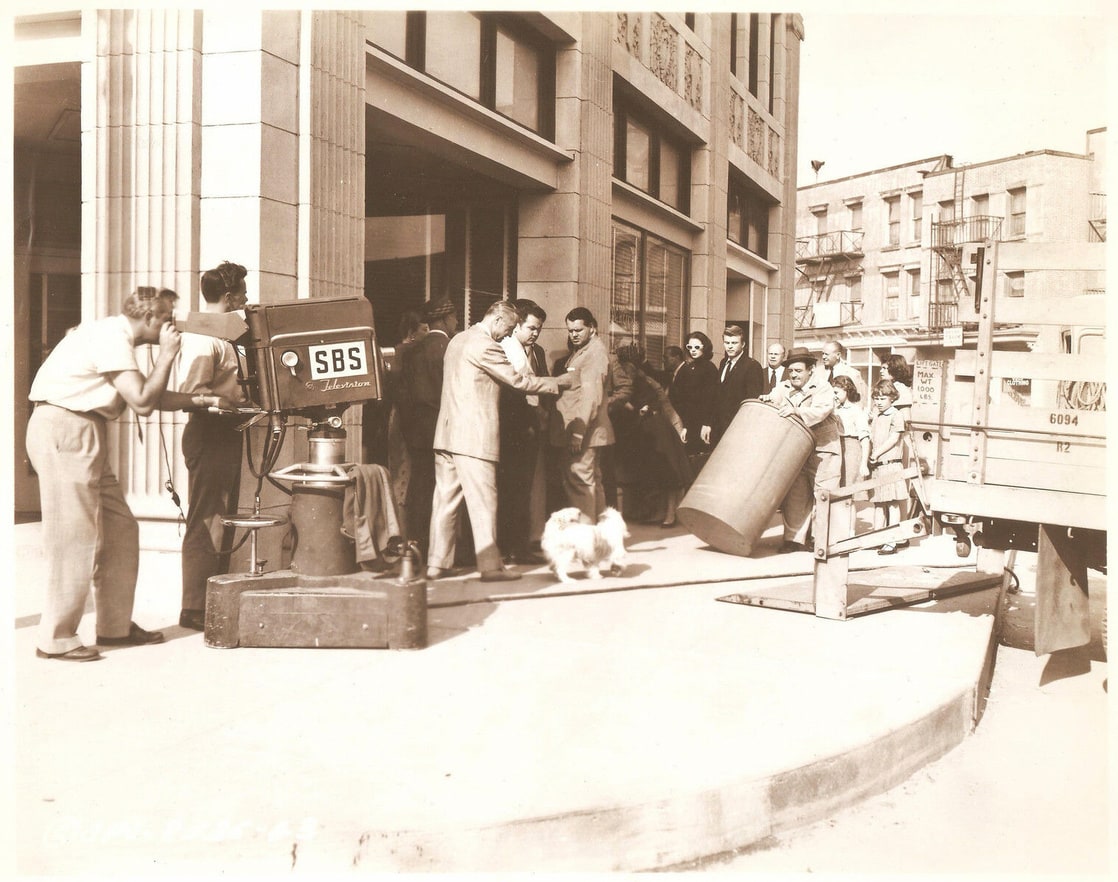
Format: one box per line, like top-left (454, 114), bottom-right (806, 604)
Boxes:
top-left (396, 297), bottom-right (457, 558)
top-left (497, 299), bottom-right (551, 564)
top-left (427, 301), bottom-right (573, 582)
top-left (713, 323), bottom-right (763, 445)
top-left (764, 342), bottom-right (786, 393)
top-left (662, 345), bottom-right (685, 393)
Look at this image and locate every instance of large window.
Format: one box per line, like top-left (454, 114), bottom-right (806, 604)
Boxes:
top-left (614, 96), bottom-right (691, 213)
top-left (367, 11), bottom-right (555, 139)
top-left (748, 13), bottom-right (760, 97)
top-left (1008, 187), bottom-right (1026, 237)
top-left (885, 196), bottom-right (901, 247)
top-left (907, 268), bottom-right (921, 318)
top-left (495, 24), bottom-right (542, 131)
top-left (813, 206), bottom-right (828, 237)
top-left (883, 271), bottom-right (900, 320)
top-left (611, 220), bottom-right (689, 366)
top-left (910, 191), bottom-right (922, 241)
top-left (848, 200), bottom-right (863, 231)
top-left (727, 172), bottom-right (771, 258)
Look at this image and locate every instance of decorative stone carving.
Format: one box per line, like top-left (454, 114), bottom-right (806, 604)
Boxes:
top-left (616, 12), bottom-right (641, 58)
top-left (651, 14), bottom-right (676, 90)
top-left (768, 128), bottom-right (781, 178)
top-left (747, 107), bottom-right (764, 165)
top-left (684, 44), bottom-right (703, 110)
top-left (730, 93), bottom-right (744, 148)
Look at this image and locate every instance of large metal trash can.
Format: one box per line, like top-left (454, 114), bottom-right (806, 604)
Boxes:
top-left (677, 399), bottom-right (814, 556)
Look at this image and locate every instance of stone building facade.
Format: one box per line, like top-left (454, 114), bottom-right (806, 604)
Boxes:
top-left (13, 10), bottom-right (804, 533)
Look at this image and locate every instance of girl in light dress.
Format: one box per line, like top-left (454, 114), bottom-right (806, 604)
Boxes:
top-left (832, 375), bottom-right (870, 490)
top-left (868, 379), bottom-right (908, 555)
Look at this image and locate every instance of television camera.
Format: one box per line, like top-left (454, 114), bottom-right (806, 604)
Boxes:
top-left (179, 296), bottom-right (425, 650)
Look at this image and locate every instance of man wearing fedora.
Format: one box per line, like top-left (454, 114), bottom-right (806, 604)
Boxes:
top-left (759, 346), bottom-right (841, 553)
top-left (396, 296), bottom-right (458, 558)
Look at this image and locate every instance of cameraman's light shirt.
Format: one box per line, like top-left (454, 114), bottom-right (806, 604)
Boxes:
top-left (29, 315), bottom-right (138, 419)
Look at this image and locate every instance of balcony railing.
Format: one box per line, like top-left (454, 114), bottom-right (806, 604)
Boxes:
top-left (795, 229), bottom-right (864, 262)
top-left (928, 301), bottom-right (958, 330)
top-left (930, 215), bottom-right (1003, 248)
top-left (793, 301), bottom-right (863, 330)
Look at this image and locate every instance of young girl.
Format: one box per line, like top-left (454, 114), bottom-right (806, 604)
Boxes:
top-left (869, 379), bottom-right (908, 554)
top-left (832, 375), bottom-right (870, 489)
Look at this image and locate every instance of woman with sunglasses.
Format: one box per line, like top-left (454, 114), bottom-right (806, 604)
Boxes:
top-left (668, 332), bottom-right (719, 466)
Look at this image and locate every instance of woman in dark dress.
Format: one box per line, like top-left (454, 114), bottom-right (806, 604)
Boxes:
top-left (669, 332), bottom-right (719, 468)
top-left (613, 344), bottom-right (692, 526)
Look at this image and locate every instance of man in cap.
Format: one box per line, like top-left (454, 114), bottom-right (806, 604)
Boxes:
top-left (427, 300), bottom-right (574, 582)
top-left (395, 296), bottom-right (458, 558)
top-left (759, 346), bottom-right (841, 553)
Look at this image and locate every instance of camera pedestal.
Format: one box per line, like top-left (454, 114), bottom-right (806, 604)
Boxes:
top-left (202, 424), bottom-right (427, 650)
top-left (204, 570), bottom-right (427, 650)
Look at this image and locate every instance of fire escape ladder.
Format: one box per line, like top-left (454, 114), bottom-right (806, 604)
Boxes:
top-left (941, 247), bottom-right (971, 303)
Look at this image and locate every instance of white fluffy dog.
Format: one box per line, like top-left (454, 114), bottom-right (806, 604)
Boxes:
top-left (541, 507), bottom-right (630, 583)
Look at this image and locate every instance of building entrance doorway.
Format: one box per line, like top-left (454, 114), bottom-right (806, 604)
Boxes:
top-left (13, 62), bottom-right (82, 519)
top-left (364, 140), bottom-right (518, 350)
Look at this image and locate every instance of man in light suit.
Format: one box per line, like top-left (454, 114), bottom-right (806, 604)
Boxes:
top-left (550, 307), bottom-right (615, 521)
top-left (819, 339), bottom-right (867, 401)
top-left (763, 342), bottom-right (786, 393)
top-left (713, 323), bottom-right (764, 445)
top-left (759, 346), bottom-right (842, 553)
top-left (427, 300), bottom-right (573, 582)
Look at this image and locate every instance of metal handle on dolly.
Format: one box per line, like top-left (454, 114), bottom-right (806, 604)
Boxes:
top-left (219, 512), bottom-right (289, 576)
top-left (269, 463), bottom-right (354, 485)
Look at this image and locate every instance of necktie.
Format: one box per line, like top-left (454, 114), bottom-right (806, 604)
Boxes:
top-left (827, 367), bottom-right (834, 383)
top-left (768, 368), bottom-right (776, 390)
top-left (721, 359), bottom-right (732, 383)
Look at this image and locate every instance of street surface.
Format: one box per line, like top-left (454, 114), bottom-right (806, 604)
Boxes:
top-left (697, 550), bottom-right (1110, 876)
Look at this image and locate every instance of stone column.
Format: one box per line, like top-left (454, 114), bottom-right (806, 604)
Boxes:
top-left (85, 9), bottom-right (367, 542)
top-left (769, 14), bottom-right (803, 351)
top-left (691, 15), bottom-right (729, 335)
top-left (199, 10), bottom-right (364, 304)
top-left (83, 9), bottom-right (204, 524)
top-left (517, 13), bottom-right (612, 359)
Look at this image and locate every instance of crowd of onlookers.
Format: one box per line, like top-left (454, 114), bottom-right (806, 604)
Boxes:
top-left (25, 273), bottom-right (921, 663)
top-left (369, 300), bottom-right (921, 573)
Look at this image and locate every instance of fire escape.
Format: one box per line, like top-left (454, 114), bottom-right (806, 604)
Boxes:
top-left (928, 170), bottom-right (1003, 329)
top-left (794, 229), bottom-right (864, 330)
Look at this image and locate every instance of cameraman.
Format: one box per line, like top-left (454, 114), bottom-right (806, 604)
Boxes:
top-left (163, 262), bottom-right (250, 631)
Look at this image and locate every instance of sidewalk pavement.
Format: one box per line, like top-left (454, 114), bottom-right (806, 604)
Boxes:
top-left (8, 512), bottom-right (1008, 874)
